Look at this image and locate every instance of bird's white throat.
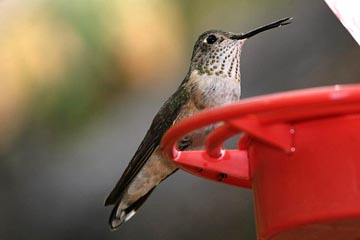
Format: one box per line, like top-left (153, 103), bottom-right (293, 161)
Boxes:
top-left (187, 70), bottom-right (241, 109)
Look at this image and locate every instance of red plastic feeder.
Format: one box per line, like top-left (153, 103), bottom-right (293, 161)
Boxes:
top-left (160, 84), bottom-right (360, 240)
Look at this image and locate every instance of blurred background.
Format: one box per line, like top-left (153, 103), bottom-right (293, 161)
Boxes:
top-left (0, 0), bottom-right (359, 239)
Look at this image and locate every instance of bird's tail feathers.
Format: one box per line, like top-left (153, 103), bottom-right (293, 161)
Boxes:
top-left (108, 187), bottom-right (155, 230)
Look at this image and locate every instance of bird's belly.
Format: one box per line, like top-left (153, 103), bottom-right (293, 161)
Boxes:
top-left (120, 99), bottom-right (223, 209)
top-left (121, 149), bottom-right (177, 208)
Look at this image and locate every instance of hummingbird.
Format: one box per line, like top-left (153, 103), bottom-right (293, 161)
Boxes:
top-left (105, 17), bottom-right (292, 229)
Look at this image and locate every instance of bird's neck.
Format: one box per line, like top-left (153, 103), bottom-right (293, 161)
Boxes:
top-left (185, 70), bottom-right (241, 110)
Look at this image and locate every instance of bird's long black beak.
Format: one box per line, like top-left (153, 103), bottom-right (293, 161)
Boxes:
top-left (230, 17), bottom-right (292, 40)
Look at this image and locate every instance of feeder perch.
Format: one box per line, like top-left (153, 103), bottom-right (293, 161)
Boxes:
top-left (161, 84), bottom-right (360, 240)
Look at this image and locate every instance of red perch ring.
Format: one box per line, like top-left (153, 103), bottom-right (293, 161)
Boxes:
top-left (160, 84), bottom-right (360, 240)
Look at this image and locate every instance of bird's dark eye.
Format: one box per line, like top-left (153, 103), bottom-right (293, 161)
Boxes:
top-left (206, 34), bottom-right (217, 44)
